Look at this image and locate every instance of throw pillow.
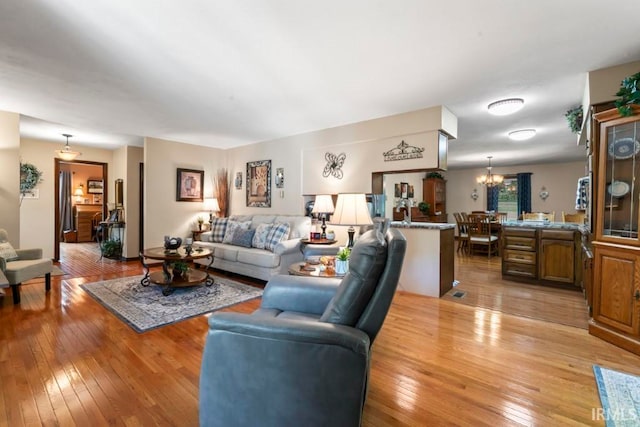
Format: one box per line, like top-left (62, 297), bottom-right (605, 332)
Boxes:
top-left (231, 229), bottom-right (256, 248)
top-left (210, 218), bottom-right (229, 243)
top-left (252, 223), bottom-right (273, 249)
top-left (222, 220), bottom-right (251, 244)
top-left (0, 241), bottom-right (19, 261)
top-left (265, 222), bottom-right (291, 252)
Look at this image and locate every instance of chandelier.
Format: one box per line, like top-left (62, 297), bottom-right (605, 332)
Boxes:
top-left (477, 156), bottom-right (504, 186)
top-left (55, 133), bottom-right (81, 161)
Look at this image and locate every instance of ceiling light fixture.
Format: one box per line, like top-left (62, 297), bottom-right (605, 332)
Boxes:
top-left (55, 133), bottom-right (81, 161)
top-left (487, 98), bottom-right (524, 116)
top-left (477, 156), bottom-right (503, 187)
top-left (508, 129), bottom-right (537, 141)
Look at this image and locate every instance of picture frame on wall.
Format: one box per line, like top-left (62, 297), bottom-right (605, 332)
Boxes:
top-left (394, 183), bottom-right (401, 198)
top-left (235, 172), bottom-right (243, 189)
top-left (408, 185), bottom-right (414, 199)
top-left (176, 168), bottom-right (204, 202)
top-left (246, 160), bottom-right (271, 207)
top-left (87, 179), bottom-right (103, 194)
top-left (400, 182), bottom-right (409, 199)
top-left (275, 167), bottom-right (284, 188)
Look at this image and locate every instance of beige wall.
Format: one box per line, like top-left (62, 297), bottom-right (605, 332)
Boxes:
top-left (0, 111), bottom-right (21, 245)
top-left (19, 138), bottom-right (114, 259)
top-left (144, 137), bottom-right (226, 248)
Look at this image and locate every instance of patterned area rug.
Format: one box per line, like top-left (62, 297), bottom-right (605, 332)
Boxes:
top-left (81, 275), bottom-right (263, 333)
top-left (593, 365), bottom-right (640, 426)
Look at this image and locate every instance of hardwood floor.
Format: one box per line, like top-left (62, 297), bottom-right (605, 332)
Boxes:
top-left (1, 246), bottom-right (639, 426)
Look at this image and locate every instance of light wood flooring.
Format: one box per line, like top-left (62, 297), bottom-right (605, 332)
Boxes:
top-left (1, 244), bottom-right (639, 426)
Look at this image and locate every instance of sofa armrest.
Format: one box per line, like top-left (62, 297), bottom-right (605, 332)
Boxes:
top-left (261, 274), bottom-right (341, 315)
top-left (273, 238), bottom-right (300, 255)
top-left (16, 248), bottom-right (42, 260)
top-left (0, 257), bottom-right (6, 272)
top-left (199, 231), bottom-right (213, 242)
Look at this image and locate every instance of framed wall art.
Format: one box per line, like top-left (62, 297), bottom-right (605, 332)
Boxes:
top-left (275, 167), bottom-right (284, 188)
top-left (246, 160), bottom-right (271, 207)
top-left (235, 172), bottom-right (243, 190)
top-left (87, 179), bottom-right (103, 194)
top-left (400, 182), bottom-right (409, 199)
top-left (176, 168), bottom-right (204, 202)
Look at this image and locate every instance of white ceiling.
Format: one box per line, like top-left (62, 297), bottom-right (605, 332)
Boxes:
top-left (1, 1), bottom-right (639, 168)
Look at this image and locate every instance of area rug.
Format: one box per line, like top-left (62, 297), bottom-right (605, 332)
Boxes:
top-left (80, 275), bottom-right (263, 333)
top-left (593, 365), bottom-right (640, 426)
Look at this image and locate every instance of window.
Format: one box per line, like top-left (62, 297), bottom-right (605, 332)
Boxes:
top-left (498, 176), bottom-right (518, 219)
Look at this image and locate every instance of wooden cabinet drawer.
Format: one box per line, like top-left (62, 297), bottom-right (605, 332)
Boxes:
top-left (503, 249), bottom-right (536, 264)
top-left (503, 262), bottom-right (537, 278)
top-left (540, 229), bottom-right (575, 241)
top-left (504, 236), bottom-right (536, 251)
top-left (503, 228), bottom-right (536, 238)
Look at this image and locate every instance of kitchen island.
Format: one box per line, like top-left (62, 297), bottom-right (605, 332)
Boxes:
top-left (390, 221), bottom-right (455, 297)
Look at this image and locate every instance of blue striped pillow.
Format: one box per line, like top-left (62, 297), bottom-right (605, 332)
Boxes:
top-left (265, 222), bottom-right (291, 252)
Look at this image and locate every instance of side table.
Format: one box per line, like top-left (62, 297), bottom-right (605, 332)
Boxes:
top-left (192, 229), bottom-right (206, 241)
top-left (288, 261), bottom-right (344, 278)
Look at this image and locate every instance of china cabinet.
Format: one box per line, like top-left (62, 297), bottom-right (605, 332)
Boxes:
top-left (590, 105), bottom-right (640, 355)
top-left (422, 178), bottom-right (447, 223)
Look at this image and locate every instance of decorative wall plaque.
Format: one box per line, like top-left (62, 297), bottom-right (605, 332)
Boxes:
top-left (383, 140), bottom-right (425, 161)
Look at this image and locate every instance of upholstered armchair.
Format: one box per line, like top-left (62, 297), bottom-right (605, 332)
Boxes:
top-left (0, 229), bottom-right (53, 304)
top-left (199, 228), bottom-right (406, 427)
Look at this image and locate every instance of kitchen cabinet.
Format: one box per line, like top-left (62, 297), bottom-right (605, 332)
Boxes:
top-left (502, 227), bottom-right (537, 279)
top-left (422, 178), bottom-right (447, 223)
top-left (539, 229), bottom-right (579, 284)
top-left (590, 105), bottom-right (640, 355)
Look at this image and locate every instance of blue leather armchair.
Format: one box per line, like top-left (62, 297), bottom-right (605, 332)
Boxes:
top-left (199, 228), bottom-right (406, 427)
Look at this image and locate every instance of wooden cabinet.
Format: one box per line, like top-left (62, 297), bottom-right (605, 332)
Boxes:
top-left (590, 106), bottom-right (640, 355)
top-left (502, 226), bottom-right (582, 286)
top-left (539, 229), bottom-right (579, 284)
top-left (422, 178), bottom-right (446, 223)
top-left (74, 204), bottom-right (102, 242)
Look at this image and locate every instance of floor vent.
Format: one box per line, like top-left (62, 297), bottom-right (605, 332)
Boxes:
top-left (451, 291), bottom-right (466, 299)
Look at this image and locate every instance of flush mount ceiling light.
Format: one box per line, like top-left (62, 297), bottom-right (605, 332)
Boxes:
top-left (508, 129), bottom-right (537, 141)
top-left (487, 98), bottom-right (524, 116)
top-left (55, 133), bottom-right (81, 161)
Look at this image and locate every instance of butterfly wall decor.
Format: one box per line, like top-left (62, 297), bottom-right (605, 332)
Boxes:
top-left (323, 152), bottom-right (346, 179)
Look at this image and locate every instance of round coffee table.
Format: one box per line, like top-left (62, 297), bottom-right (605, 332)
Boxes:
top-left (139, 246), bottom-right (214, 295)
top-left (288, 261), bottom-right (344, 278)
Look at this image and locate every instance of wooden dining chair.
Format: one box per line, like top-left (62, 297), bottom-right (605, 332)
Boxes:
top-left (562, 211), bottom-right (585, 224)
top-left (495, 212), bottom-right (508, 223)
top-left (468, 216), bottom-right (499, 259)
top-left (453, 213), bottom-right (469, 254)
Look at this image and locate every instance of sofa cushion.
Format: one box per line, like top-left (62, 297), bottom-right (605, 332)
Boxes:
top-left (320, 230), bottom-right (387, 326)
top-left (0, 241), bottom-right (19, 261)
top-left (209, 218), bottom-right (228, 243)
top-left (215, 245), bottom-right (239, 262)
top-left (265, 222), bottom-right (290, 252)
top-left (222, 220), bottom-right (251, 244)
top-left (250, 215), bottom-right (276, 228)
top-left (252, 223), bottom-right (273, 249)
top-left (237, 248), bottom-right (281, 268)
top-left (231, 229), bottom-right (256, 248)
top-left (274, 215), bottom-right (311, 239)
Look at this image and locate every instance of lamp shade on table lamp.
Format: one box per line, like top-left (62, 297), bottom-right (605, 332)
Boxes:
top-left (311, 194), bottom-right (335, 239)
top-left (204, 197), bottom-right (220, 223)
top-left (331, 193), bottom-right (373, 247)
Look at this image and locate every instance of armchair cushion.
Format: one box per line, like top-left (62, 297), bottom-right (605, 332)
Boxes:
top-left (320, 230), bottom-right (387, 326)
top-left (0, 241), bottom-right (18, 261)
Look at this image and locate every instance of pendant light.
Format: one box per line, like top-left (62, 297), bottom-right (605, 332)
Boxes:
top-left (55, 134), bottom-right (81, 161)
top-left (476, 156), bottom-right (504, 187)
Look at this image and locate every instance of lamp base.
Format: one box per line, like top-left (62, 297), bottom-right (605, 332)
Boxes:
top-left (321, 216), bottom-right (327, 239)
top-left (347, 226), bottom-right (355, 248)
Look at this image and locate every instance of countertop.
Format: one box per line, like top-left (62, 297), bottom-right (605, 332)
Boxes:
top-left (390, 221), bottom-right (455, 230)
top-left (502, 220), bottom-right (588, 233)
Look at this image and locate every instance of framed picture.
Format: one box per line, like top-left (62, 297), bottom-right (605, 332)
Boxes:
top-left (408, 185), bottom-right (414, 198)
top-left (176, 168), bottom-right (204, 202)
top-left (87, 179), bottom-right (103, 194)
top-left (246, 160), bottom-right (271, 207)
top-left (400, 182), bottom-right (409, 198)
top-left (394, 183), bottom-right (401, 198)
top-left (275, 168), bottom-right (284, 188)
top-left (235, 172), bottom-right (243, 190)
top-left (93, 194), bottom-right (102, 204)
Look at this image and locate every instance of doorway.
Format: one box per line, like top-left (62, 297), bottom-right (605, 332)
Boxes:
top-left (54, 158), bottom-right (108, 261)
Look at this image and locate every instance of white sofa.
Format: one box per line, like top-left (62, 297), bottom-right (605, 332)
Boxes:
top-left (193, 214), bottom-right (311, 281)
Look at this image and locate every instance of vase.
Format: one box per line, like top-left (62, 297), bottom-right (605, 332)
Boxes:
top-left (335, 260), bottom-right (349, 275)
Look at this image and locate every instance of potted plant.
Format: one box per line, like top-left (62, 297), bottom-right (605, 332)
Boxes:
top-left (172, 261), bottom-right (189, 281)
top-left (101, 239), bottom-right (122, 259)
top-left (335, 247), bottom-right (350, 275)
top-left (418, 201), bottom-right (430, 215)
top-left (426, 171), bottom-right (444, 180)
top-left (197, 216), bottom-right (205, 231)
top-left (615, 72), bottom-right (640, 117)
top-left (565, 106), bottom-right (583, 134)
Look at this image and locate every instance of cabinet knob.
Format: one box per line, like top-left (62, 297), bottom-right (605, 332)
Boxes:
top-left (635, 290), bottom-right (640, 301)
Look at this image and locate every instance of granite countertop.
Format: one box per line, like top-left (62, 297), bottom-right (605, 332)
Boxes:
top-left (502, 220), bottom-right (588, 233)
top-left (390, 221), bottom-right (455, 230)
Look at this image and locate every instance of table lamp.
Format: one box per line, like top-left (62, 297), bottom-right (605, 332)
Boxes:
top-left (311, 194), bottom-right (335, 239)
top-left (204, 197), bottom-right (220, 225)
top-left (330, 193), bottom-right (373, 248)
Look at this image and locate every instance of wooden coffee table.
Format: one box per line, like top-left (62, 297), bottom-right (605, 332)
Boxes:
top-left (139, 246), bottom-right (214, 295)
top-left (288, 261), bottom-right (344, 278)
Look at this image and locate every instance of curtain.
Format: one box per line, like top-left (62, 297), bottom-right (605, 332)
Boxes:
top-left (517, 172), bottom-right (532, 216)
top-left (59, 170), bottom-right (73, 236)
top-left (486, 186), bottom-right (499, 211)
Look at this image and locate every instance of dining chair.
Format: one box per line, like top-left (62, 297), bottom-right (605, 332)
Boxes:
top-left (453, 213), bottom-right (469, 254)
top-left (495, 212), bottom-right (508, 223)
top-left (468, 216), bottom-right (499, 259)
top-left (562, 211), bottom-right (585, 224)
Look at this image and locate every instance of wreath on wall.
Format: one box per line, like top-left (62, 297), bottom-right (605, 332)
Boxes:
top-left (20, 162), bottom-right (43, 194)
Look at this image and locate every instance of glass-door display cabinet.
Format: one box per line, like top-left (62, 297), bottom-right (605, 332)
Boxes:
top-left (596, 107), bottom-right (640, 243)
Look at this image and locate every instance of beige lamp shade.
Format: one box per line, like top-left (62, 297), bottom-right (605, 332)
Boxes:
top-left (73, 185), bottom-right (84, 197)
top-left (331, 193), bottom-right (373, 247)
top-left (311, 194), bottom-right (335, 214)
top-left (204, 197), bottom-right (220, 213)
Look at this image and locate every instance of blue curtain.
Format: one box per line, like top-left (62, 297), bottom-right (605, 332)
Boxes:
top-left (486, 186), bottom-right (499, 211)
top-left (59, 170), bottom-right (73, 236)
top-left (517, 173), bottom-right (532, 216)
